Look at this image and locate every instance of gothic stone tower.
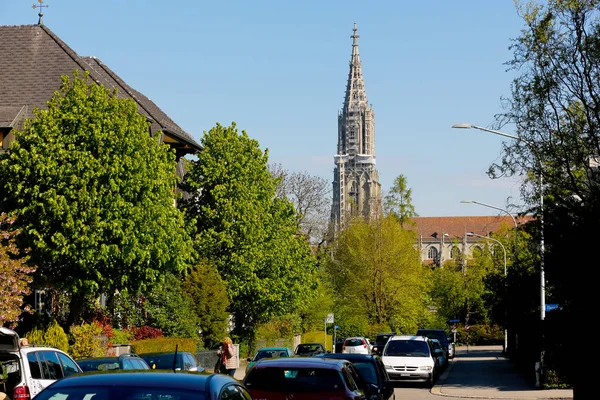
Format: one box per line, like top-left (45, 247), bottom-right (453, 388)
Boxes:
top-left (331, 23), bottom-right (382, 233)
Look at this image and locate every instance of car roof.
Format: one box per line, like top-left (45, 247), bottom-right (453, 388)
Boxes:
top-left (256, 347), bottom-right (289, 351)
top-left (314, 353), bottom-right (378, 361)
top-left (253, 357), bottom-right (347, 370)
top-left (49, 371), bottom-right (232, 389)
top-left (297, 343), bottom-right (322, 346)
top-left (389, 335), bottom-right (428, 341)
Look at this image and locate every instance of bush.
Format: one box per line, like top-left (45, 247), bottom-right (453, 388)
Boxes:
top-left (25, 321), bottom-right (69, 352)
top-left (129, 326), bottom-right (163, 340)
top-left (132, 337), bottom-right (198, 354)
top-left (111, 329), bottom-right (133, 345)
top-left (70, 322), bottom-right (106, 358)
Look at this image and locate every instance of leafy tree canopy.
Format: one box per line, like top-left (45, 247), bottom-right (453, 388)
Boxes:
top-left (180, 123), bottom-right (319, 342)
top-left (0, 72), bottom-right (195, 320)
top-left (383, 174), bottom-right (418, 227)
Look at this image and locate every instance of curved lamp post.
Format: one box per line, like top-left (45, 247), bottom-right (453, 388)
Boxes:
top-left (461, 200), bottom-right (518, 257)
top-left (466, 232), bottom-right (507, 352)
top-left (452, 123), bottom-right (545, 321)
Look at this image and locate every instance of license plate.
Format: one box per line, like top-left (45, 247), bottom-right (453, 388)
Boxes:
top-left (400, 373), bottom-right (410, 377)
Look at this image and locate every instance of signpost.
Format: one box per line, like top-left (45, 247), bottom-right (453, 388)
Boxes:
top-left (325, 314), bottom-right (334, 352)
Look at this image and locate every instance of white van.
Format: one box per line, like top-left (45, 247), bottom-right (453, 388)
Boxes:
top-left (381, 334), bottom-right (437, 387)
top-left (0, 327), bottom-right (82, 399)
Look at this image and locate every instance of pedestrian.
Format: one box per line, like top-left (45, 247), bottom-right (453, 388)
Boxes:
top-left (217, 337), bottom-right (238, 377)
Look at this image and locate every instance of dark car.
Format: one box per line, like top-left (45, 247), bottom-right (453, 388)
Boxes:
top-left (416, 328), bottom-right (453, 359)
top-left (76, 353), bottom-right (150, 372)
top-left (140, 351), bottom-right (204, 372)
top-left (371, 332), bottom-right (395, 356)
top-left (33, 371), bottom-right (251, 400)
top-left (314, 353), bottom-right (395, 400)
top-left (243, 356), bottom-right (366, 400)
top-left (293, 342), bottom-right (327, 357)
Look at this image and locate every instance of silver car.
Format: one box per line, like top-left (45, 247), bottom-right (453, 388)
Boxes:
top-left (342, 337), bottom-right (371, 354)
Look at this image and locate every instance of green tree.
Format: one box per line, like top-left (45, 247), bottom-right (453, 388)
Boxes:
top-left (0, 213), bottom-right (36, 327)
top-left (383, 174), bottom-right (418, 227)
top-left (181, 261), bottom-right (230, 348)
top-left (144, 273), bottom-right (201, 338)
top-left (326, 216), bottom-right (428, 333)
top-left (0, 72), bottom-right (195, 324)
top-left (180, 123), bottom-right (319, 344)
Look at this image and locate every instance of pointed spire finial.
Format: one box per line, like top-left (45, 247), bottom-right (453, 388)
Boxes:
top-left (32, 0), bottom-right (48, 25)
top-left (351, 22), bottom-right (359, 47)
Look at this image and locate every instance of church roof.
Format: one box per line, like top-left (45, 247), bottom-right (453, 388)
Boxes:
top-left (410, 215), bottom-right (534, 242)
top-left (0, 24), bottom-right (200, 152)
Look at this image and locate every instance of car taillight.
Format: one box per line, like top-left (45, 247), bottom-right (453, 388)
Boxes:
top-left (342, 344), bottom-right (346, 351)
top-left (14, 385), bottom-right (31, 400)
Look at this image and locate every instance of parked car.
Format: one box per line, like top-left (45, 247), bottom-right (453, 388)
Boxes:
top-left (381, 334), bottom-right (437, 387)
top-left (293, 342), bottom-right (327, 357)
top-left (342, 337), bottom-right (371, 355)
top-left (245, 347), bottom-right (293, 375)
top-left (140, 351), bottom-right (204, 372)
top-left (447, 336), bottom-right (456, 359)
top-left (314, 353), bottom-right (395, 400)
top-left (76, 353), bottom-right (150, 372)
top-left (0, 327), bottom-right (83, 399)
top-left (428, 338), bottom-right (448, 371)
top-left (371, 332), bottom-right (395, 356)
top-left (416, 328), bottom-right (454, 359)
top-left (33, 371), bottom-right (251, 400)
top-left (334, 337), bottom-right (346, 354)
top-left (243, 356), bottom-right (367, 399)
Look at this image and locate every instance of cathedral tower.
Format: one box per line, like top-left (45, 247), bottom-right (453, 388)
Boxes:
top-left (331, 23), bottom-right (382, 233)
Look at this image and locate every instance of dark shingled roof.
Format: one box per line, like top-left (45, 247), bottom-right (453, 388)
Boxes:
top-left (0, 24), bottom-right (200, 151)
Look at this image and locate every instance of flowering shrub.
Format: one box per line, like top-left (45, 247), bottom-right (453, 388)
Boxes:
top-left (129, 325), bottom-right (163, 340)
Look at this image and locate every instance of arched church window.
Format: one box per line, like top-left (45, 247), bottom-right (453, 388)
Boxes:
top-left (428, 247), bottom-right (438, 260)
top-left (472, 246), bottom-right (483, 258)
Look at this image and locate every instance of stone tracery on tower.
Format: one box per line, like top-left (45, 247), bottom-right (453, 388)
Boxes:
top-left (330, 23), bottom-right (382, 234)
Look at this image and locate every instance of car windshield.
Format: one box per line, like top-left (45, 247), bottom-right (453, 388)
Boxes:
top-left (375, 335), bottom-right (393, 344)
top-left (141, 354), bottom-right (180, 369)
top-left (254, 350), bottom-right (289, 361)
top-left (245, 367), bottom-right (343, 392)
top-left (295, 345), bottom-right (319, 354)
top-left (77, 359), bottom-right (120, 372)
top-left (351, 361), bottom-right (377, 384)
top-left (384, 340), bottom-right (430, 357)
top-left (344, 339), bottom-right (364, 347)
top-left (34, 386), bottom-right (208, 400)
top-left (417, 330), bottom-right (448, 346)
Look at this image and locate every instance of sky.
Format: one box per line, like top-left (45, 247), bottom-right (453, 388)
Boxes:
top-left (1, 0), bottom-right (529, 217)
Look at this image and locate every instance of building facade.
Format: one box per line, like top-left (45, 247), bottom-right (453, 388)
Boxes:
top-left (330, 23), bottom-right (382, 234)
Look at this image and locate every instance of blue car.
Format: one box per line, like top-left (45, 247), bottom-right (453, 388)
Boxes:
top-left (245, 347), bottom-right (293, 374)
top-left (34, 371), bottom-right (250, 400)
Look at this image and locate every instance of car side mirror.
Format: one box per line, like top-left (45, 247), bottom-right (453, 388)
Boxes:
top-left (246, 357), bottom-right (252, 362)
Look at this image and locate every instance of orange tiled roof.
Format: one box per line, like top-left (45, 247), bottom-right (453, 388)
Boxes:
top-left (409, 215), bottom-right (534, 241)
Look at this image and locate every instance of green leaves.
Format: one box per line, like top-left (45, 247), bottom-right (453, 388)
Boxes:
top-left (181, 123), bottom-right (318, 341)
top-left (0, 71), bottom-right (195, 311)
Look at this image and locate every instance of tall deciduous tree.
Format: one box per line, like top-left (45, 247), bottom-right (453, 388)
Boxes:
top-left (180, 123), bottom-right (318, 344)
top-left (0, 72), bottom-right (195, 324)
top-left (326, 216), bottom-right (428, 333)
top-left (494, 2), bottom-right (600, 395)
top-left (0, 214), bottom-right (36, 327)
top-left (269, 163), bottom-right (331, 244)
top-left (383, 174), bottom-right (418, 227)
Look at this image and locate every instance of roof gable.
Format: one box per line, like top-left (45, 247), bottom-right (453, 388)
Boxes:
top-left (0, 24), bottom-right (199, 151)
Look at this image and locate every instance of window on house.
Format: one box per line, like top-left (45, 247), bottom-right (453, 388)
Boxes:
top-left (428, 247), bottom-right (438, 260)
top-left (451, 246), bottom-right (461, 259)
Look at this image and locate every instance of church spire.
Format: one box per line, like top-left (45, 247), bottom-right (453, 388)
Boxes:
top-left (343, 22), bottom-right (368, 113)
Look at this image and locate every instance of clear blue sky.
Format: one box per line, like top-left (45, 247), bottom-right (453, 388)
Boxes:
top-left (1, 0), bottom-right (528, 217)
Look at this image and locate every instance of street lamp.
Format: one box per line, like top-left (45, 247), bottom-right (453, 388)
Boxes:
top-left (460, 200), bottom-right (518, 257)
top-left (466, 232), bottom-right (507, 352)
top-left (452, 123), bottom-right (545, 321)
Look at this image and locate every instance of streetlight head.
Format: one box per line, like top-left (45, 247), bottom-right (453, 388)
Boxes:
top-left (460, 200), bottom-right (473, 204)
top-left (466, 232), bottom-right (474, 236)
top-left (452, 123), bottom-right (473, 129)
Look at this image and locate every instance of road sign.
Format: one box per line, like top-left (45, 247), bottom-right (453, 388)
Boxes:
top-left (451, 324), bottom-right (457, 331)
top-left (326, 313), bottom-right (334, 324)
top-left (465, 325), bottom-right (471, 331)
top-left (448, 319), bottom-right (460, 323)
top-left (334, 325), bottom-right (339, 330)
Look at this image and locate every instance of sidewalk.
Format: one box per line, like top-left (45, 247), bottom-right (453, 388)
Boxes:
top-left (433, 345), bottom-right (573, 399)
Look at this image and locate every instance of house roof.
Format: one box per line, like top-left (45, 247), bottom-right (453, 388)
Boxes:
top-left (0, 24), bottom-right (200, 151)
top-left (410, 215), bottom-right (534, 242)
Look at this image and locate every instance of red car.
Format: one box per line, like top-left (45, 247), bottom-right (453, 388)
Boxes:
top-left (243, 357), bottom-right (367, 400)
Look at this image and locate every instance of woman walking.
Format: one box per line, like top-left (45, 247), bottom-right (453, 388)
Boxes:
top-left (217, 337), bottom-right (238, 377)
